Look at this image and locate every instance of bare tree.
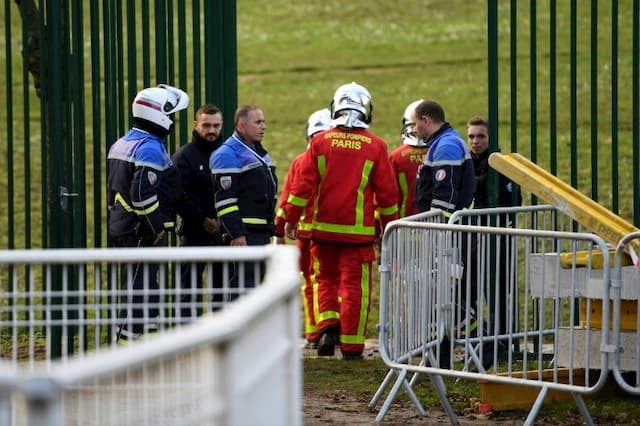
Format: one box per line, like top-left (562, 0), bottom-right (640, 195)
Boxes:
top-left (14, 0), bottom-right (41, 96)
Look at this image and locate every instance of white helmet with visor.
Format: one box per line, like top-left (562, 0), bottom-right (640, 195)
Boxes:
top-left (132, 84), bottom-right (190, 131)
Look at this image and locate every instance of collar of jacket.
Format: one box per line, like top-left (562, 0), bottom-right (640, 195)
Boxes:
top-left (191, 129), bottom-right (221, 155)
top-left (471, 148), bottom-right (490, 162)
top-left (425, 122), bottom-right (453, 146)
top-left (230, 131), bottom-right (267, 155)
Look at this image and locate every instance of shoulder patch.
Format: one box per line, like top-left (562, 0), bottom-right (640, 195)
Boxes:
top-left (220, 176), bottom-right (232, 190)
top-left (435, 169), bottom-right (447, 182)
top-left (147, 170), bottom-right (157, 185)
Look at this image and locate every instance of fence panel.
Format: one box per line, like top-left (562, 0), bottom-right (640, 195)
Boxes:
top-left (612, 232), bottom-right (640, 395)
top-left (0, 245), bottom-right (300, 425)
top-left (487, 0), bottom-right (640, 222)
top-left (372, 211), bottom-right (611, 425)
top-left (0, 246), bottom-right (288, 365)
top-left (0, 1), bottom-right (237, 251)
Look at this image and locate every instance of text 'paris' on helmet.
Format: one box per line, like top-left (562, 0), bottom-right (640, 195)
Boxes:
top-left (402, 99), bottom-right (426, 147)
top-left (330, 82), bottom-right (373, 124)
top-left (132, 84), bottom-right (190, 131)
top-left (306, 108), bottom-right (332, 138)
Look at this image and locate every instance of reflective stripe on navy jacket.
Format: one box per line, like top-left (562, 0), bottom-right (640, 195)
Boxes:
top-left (107, 128), bottom-right (183, 238)
top-left (415, 123), bottom-right (475, 214)
top-left (209, 131), bottom-right (278, 238)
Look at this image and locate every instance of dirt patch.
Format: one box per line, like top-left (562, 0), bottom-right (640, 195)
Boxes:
top-left (301, 339), bottom-right (605, 425)
top-left (301, 339), bottom-right (506, 425)
top-left (303, 393), bottom-right (509, 425)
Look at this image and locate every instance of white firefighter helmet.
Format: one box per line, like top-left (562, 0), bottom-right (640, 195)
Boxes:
top-left (132, 84), bottom-right (190, 131)
top-left (306, 108), bottom-right (332, 138)
top-left (330, 82), bottom-right (373, 124)
top-left (401, 99), bottom-right (426, 147)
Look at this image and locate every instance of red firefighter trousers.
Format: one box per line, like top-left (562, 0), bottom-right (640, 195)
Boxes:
top-left (310, 242), bottom-right (376, 354)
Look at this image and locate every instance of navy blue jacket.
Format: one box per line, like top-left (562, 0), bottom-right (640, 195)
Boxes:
top-left (415, 123), bottom-right (475, 215)
top-left (107, 128), bottom-right (182, 239)
top-left (209, 132), bottom-right (278, 238)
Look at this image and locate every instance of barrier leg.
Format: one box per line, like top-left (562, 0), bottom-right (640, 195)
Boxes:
top-left (572, 392), bottom-right (594, 426)
top-left (430, 373), bottom-right (459, 424)
top-left (0, 390), bottom-right (12, 426)
top-left (375, 369), bottom-right (421, 422)
top-left (424, 349), bottom-right (458, 424)
top-left (401, 377), bottom-right (427, 418)
top-left (369, 369), bottom-right (395, 410)
top-left (524, 385), bottom-right (548, 426)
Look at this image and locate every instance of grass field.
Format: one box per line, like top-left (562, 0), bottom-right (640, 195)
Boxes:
top-left (237, 0), bottom-right (638, 220)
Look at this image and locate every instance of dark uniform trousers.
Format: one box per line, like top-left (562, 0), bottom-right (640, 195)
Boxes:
top-left (178, 231), bottom-right (225, 319)
top-left (228, 232), bottom-right (270, 302)
top-left (113, 233), bottom-right (163, 337)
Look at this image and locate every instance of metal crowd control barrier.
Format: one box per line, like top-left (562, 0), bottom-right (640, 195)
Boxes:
top-left (0, 245), bottom-right (302, 425)
top-left (0, 246), bottom-right (276, 365)
top-left (371, 210), bottom-right (612, 425)
top-left (613, 232), bottom-right (640, 395)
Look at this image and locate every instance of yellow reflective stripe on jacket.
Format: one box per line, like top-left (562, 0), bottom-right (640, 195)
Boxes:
top-left (287, 194), bottom-right (308, 207)
top-left (218, 205), bottom-right (239, 217)
top-left (313, 221), bottom-right (375, 235)
top-left (163, 221), bottom-right (175, 229)
top-left (276, 207), bottom-right (285, 218)
top-left (397, 171), bottom-right (408, 217)
top-left (115, 193), bottom-right (159, 215)
top-left (379, 204), bottom-right (398, 216)
top-left (317, 155), bottom-right (326, 178)
top-left (355, 160), bottom-right (373, 227)
top-left (242, 218), bottom-right (268, 224)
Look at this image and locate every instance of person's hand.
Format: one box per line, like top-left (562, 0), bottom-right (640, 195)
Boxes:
top-left (275, 236), bottom-right (285, 245)
top-left (153, 230), bottom-right (166, 245)
top-left (202, 217), bottom-right (219, 235)
top-left (230, 235), bottom-right (247, 246)
top-left (284, 222), bottom-right (298, 240)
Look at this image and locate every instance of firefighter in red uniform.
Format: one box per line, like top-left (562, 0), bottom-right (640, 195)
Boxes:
top-left (275, 108), bottom-right (332, 349)
top-left (389, 100), bottom-right (428, 217)
top-left (283, 82), bottom-right (399, 359)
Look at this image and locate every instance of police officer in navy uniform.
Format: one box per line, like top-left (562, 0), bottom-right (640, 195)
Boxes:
top-left (107, 84), bottom-right (189, 341)
top-left (413, 100), bottom-right (476, 368)
top-left (414, 100), bottom-right (475, 217)
top-left (172, 104), bottom-right (225, 318)
top-left (210, 105), bottom-right (277, 292)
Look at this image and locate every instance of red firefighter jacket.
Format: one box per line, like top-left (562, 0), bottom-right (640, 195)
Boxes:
top-left (275, 152), bottom-right (314, 239)
top-left (389, 144), bottom-right (427, 217)
top-left (283, 127), bottom-right (399, 245)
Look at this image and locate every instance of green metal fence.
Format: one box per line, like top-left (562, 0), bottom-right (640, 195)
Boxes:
top-left (487, 0), bottom-right (639, 225)
top-left (0, 0), bottom-right (237, 251)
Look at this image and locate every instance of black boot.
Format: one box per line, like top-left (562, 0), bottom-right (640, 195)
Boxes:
top-left (317, 327), bottom-right (339, 356)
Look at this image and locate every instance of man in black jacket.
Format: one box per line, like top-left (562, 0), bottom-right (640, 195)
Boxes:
top-left (172, 104), bottom-right (224, 319)
top-left (466, 116), bottom-right (521, 363)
